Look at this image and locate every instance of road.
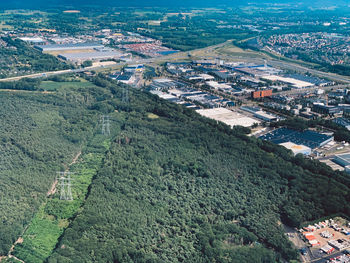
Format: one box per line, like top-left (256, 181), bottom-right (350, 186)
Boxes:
top-left (0, 63), bottom-right (126, 82)
top-left (311, 251), bottom-right (347, 263)
top-left (2, 38), bottom-right (350, 91)
top-left (0, 40), bottom-right (234, 82)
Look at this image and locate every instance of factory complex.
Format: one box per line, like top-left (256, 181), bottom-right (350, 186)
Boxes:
top-left (260, 128), bottom-right (334, 154)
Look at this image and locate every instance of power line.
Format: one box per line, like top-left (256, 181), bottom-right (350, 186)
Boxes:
top-left (100, 115), bottom-right (111, 135)
top-left (122, 86), bottom-right (129, 105)
top-left (57, 171), bottom-right (74, 201)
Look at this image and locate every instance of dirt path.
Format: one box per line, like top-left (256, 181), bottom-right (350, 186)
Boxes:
top-left (6, 150), bottom-right (82, 262)
top-left (7, 237), bottom-right (25, 263)
top-left (47, 151), bottom-right (81, 197)
top-left (69, 151), bottom-right (81, 167)
top-left (47, 179), bottom-right (58, 197)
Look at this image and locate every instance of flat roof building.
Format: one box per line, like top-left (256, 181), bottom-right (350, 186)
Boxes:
top-left (196, 108), bottom-right (260, 128)
top-left (253, 110), bottom-right (278, 122)
top-left (58, 50), bottom-right (124, 63)
top-left (260, 128), bottom-right (333, 149)
top-left (334, 153), bottom-right (350, 168)
top-left (279, 142), bottom-right (312, 155)
top-left (36, 42), bottom-right (104, 52)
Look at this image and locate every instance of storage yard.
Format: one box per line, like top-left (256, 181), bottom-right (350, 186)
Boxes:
top-left (120, 42), bottom-right (178, 57)
top-left (287, 218), bottom-right (350, 263)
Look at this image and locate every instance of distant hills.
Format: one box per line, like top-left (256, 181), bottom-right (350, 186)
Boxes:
top-left (0, 0), bottom-right (348, 9)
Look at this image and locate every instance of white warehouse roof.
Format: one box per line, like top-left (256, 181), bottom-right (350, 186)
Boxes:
top-left (196, 108), bottom-right (260, 128)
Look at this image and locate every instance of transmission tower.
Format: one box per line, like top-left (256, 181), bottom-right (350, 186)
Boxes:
top-left (101, 115), bottom-right (111, 135)
top-left (122, 86), bottom-right (129, 104)
top-left (57, 171), bottom-right (74, 201)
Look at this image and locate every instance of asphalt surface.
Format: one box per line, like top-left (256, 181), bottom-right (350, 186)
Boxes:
top-left (311, 251), bottom-right (346, 263)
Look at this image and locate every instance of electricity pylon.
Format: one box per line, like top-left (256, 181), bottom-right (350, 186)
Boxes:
top-left (101, 115), bottom-right (111, 135)
top-left (57, 171), bottom-right (74, 201)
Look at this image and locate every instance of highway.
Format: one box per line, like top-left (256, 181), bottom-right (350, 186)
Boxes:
top-left (0, 40), bottom-right (232, 82)
top-left (2, 38), bottom-right (350, 92)
top-left (0, 63), bottom-right (126, 82)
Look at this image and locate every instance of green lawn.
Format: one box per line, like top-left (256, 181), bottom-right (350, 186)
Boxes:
top-left (39, 80), bottom-right (98, 91)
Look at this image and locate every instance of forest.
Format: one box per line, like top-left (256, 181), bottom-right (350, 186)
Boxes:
top-left (0, 76), bottom-right (115, 258)
top-left (40, 76), bottom-right (349, 262)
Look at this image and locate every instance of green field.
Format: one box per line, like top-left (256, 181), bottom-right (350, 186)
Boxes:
top-left (13, 150), bottom-right (107, 263)
top-left (39, 79), bottom-right (98, 91)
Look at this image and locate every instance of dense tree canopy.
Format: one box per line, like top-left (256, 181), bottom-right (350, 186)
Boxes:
top-left (45, 77), bottom-right (350, 262)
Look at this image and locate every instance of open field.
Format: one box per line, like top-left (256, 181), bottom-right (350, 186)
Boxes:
top-left (39, 80), bottom-right (97, 91)
top-left (214, 43), bottom-right (268, 59)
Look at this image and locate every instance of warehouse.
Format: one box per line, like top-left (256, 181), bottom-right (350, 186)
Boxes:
top-left (253, 111), bottom-right (278, 122)
top-left (196, 108), bottom-right (260, 128)
top-left (279, 142), bottom-right (312, 155)
top-left (259, 128), bottom-right (333, 149)
top-left (312, 104), bottom-right (341, 115)
top-left (333, 117), bottom-right (350, 130)
top-left (334, 153), bottom-right (350, 168)
top-left (19, 37), bottom-right (46, 45)
top-left (262, 75), bottom-right (314, 88)
top-left (149, 79), bottom-right (186, 91)
top-left (58, 50), bottom-right (124, 63)
top-left (35, 42), bottom-right (104, 52)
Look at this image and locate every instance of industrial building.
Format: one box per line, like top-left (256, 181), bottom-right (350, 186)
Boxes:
top-left (259, 128), bottom-right (333, 149)
top-left (279, 142), bottom-right (312, 155)
top-left (58, 50), bottom-right (124, 63)
top-left (333, 117), bottom-right (350, 130)
top-left (251, 89), bottom-right (273, 99)
top-left (253, 111), bottom-right (278, 122)
top-left (149, 79), bottom-right (186, 91)
top-left (196, 108), bottom-right (260, 128)
top-left (262, 75), bottom-right (314, 88)
top-left (19, 37), bottom-right (46, 45)
top-left (312, 104), bottom-right (341, 115)
top-left (115, 72), bottom-right (135, 85)
top-left (35, 42), bottom-right (104, 52)
top-left (333, 153), bottom-right (350, 172)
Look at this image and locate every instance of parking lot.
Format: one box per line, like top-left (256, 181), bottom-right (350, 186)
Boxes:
top-left (285, 218), bottom-right (350, 262)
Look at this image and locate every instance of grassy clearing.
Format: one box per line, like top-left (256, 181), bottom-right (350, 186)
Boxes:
top-left (12, 138), bottom-right (109, 263)
top-left (12, 206), bottom-right (63, 263)
top-left (147, 113), bottom-right (159, 119)
top-left (39, 80), bottom-right (97, 91)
